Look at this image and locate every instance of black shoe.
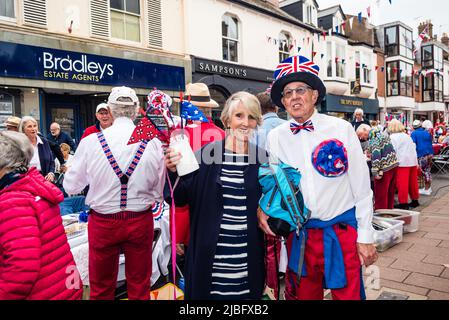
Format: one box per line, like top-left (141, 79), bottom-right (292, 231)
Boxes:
top-left (394, 203), bottom-right (410, 210)
top-left (408, 200), bottom-right (420, 208)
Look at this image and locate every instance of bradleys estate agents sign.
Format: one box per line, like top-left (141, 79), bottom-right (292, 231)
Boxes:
top-left (0, 41), bottom-right (185, 90)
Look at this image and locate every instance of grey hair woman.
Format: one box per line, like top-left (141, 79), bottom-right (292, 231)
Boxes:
top-left (0, 132), bottom-right (83, 300)
top-left (0, 131), bottom-right (33, 180)
top-left (19, 116), bottom-right (56, 182)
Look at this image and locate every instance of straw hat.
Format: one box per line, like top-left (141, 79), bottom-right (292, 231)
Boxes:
top-left (174, 83), bottom-right (219, 108)
top-left (5, 116), bottom-right (21, 128)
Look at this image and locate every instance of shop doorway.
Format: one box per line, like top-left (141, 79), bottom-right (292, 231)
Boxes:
top-left (46, 94), bottom-right (82, 145)
top-left (209, 86), bottom-right (229, 129)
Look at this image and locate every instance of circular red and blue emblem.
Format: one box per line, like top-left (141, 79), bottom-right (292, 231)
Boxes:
top-left (311, 139), bottom-right (348, 178)
top-left (151, 201), bottom-right (165, 221)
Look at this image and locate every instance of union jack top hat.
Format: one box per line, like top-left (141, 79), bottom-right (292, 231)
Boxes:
top-left (270, 55), bottom-right (326, 109)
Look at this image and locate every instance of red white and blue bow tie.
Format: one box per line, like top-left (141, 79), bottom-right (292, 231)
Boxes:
top-left (290, 120), bottom-right (314, 134)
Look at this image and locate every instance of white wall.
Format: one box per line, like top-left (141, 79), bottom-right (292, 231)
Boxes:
top-left (185, 0), bottom-right (317, 70)
top-left (29, 0), bottom-right (185, 55)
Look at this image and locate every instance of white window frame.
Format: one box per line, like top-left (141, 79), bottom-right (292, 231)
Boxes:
top-left (279, 31), bottom-right (291, 63)
top-left (335, 43), bottom-right (346, 79)
top-left (110, 0), bottom-right (142, 43)
top-left (0, 0), bottom-right (16, 22)
top-left (222, 14), bottom-right (239, 63)
top-left (361, 52), bottom-right (372, 84)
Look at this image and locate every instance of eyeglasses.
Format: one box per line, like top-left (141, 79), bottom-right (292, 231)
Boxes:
top-left (282, 86), bottom-right (312, 99)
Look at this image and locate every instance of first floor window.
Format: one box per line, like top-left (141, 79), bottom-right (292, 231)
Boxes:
top-left (0, 0), bottom-right (14, 19)
top-left (423, 74), bottom-right (443, 102)
top-left (110, 0), bottom-right (141, 42)
top-left (336, 44), bottom-right (345, 78)
top-left (222, 15), bottom-right (239, 62)
top-left (279, 32), bottom-right (291, 62)
top-left (387, 61), bottom-right (412, 97)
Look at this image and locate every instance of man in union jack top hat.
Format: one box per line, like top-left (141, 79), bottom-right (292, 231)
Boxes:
top-left (258, 55), bottom-right (377, 300)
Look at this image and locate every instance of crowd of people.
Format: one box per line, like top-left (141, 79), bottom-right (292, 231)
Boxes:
top-left (0, 53), bottom-right (445, 300)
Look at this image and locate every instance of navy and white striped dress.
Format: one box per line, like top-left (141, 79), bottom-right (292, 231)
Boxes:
top-left (210, 151), bottom-right (250, 300)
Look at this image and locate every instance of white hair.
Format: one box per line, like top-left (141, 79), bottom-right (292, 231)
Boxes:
top-left (354, 108), bottom-right (364, 118)
top-left (0, 131), bottom-right (34, 173)
top-left (19, 116), bottom-right (38, 133)
top-left (108, 97), bottom-right (137, 120)
top-left (356, 123), bottom-right (371, 134)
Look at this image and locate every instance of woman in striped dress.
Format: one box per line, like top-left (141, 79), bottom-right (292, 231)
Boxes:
top-left (165, 91), bottom-right (267, 300)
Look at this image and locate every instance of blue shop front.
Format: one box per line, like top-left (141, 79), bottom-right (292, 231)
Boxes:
top-left (0, 40), bottom-right (186, 142)
top-left (319, 94), bottom-right (380, 121)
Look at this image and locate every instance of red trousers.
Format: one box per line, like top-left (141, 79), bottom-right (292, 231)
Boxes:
top-left (374, 167), bottom-right (397, 210)
top-left (88, 210), bottom-right (154, 300)
top-left (265, 235), bottom-right (282, 299)
top-left (284, 224), bottom-right (363, 300)
top-left (396, 166), bottom-right (419, 204)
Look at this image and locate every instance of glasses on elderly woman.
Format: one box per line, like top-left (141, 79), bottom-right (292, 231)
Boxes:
top-left (281, 86), bottom-right (313, 99)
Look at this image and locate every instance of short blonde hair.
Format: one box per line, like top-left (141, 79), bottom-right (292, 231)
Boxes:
top-left (220, 91), bottom-right (262, 128)
top-left (60, 143), bottom-right (71, 153)
top-left (387, 119), bottom-right (406, 134)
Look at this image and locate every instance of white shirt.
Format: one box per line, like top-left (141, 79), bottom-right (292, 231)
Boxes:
top-left (390, 132), bottom-right (418, 167)
top-left (29, 135), bottom-right (43, 172)
top-left (267, 110), bottom-right (375, 244)
top-left (55, 154), bottom-right (74, 173)
top-left (63, 117), bottom-right (166, 214)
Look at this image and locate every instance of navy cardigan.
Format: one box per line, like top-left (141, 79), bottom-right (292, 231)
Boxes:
top-left (37, 136), bottom-right (55, 177)
top-left (167, 140), bottom-right (268, 300)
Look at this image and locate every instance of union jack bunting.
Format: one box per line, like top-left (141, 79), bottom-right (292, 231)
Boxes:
top-left (274, 55), bottom-right (320, 81)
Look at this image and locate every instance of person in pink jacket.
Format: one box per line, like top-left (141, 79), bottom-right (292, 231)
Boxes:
top-left (0, 131), bottom-right (82, 300)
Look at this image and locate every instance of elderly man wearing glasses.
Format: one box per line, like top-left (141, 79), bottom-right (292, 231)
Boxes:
top-left (258, 55), bottom-right (377, 300)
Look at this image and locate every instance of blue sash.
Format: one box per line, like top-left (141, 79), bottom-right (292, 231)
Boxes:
top-left (288, 207), bottom-right (359, 290)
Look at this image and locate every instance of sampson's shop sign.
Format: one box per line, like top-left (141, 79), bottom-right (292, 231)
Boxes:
top-left (0, 41), bottom-right (185, 90)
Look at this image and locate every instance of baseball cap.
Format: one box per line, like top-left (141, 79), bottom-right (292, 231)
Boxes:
top-left (96, 103), bottom-right (109, 113)
top-left (108, 86), bottom-right (139, 106)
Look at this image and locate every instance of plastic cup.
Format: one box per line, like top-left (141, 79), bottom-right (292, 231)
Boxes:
top-left (169, 133), bottom-right (199, 176)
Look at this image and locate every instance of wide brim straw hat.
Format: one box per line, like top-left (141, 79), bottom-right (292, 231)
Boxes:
top-left (174, 83), bottom-right (219, 108)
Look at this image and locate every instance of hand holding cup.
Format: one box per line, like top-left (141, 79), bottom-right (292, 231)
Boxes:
top-left (165, 147), bottom-right (182, 173)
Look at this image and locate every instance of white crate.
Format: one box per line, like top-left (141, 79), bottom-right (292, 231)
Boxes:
top-left (374, 209), bottom-right (420, 233)
top-left (373, 217), bottom-right (404, 252)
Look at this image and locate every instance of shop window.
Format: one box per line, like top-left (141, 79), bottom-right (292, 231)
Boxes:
top-left (279, 32), bottom-right (291, 62)
top-left (0, 0), bottom-right (14, 19)
top-left (222, 14), bottom-right (239, 63)
top-left (0, 92), bottom-right (14, 131)
top-left (110, 0), bottom-right (141, 42)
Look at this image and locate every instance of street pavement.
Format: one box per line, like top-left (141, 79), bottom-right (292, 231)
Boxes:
top-left (364, 172), bottom-right (449, 300)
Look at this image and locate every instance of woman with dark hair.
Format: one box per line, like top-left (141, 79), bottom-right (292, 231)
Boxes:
top-left (0, 131), bottom-right (82, 300)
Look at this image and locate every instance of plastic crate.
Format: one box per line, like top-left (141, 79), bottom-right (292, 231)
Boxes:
top-left (373, 217), bottom-right (404, 252)
top-left (374, 209), bottom-right (420, 233)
